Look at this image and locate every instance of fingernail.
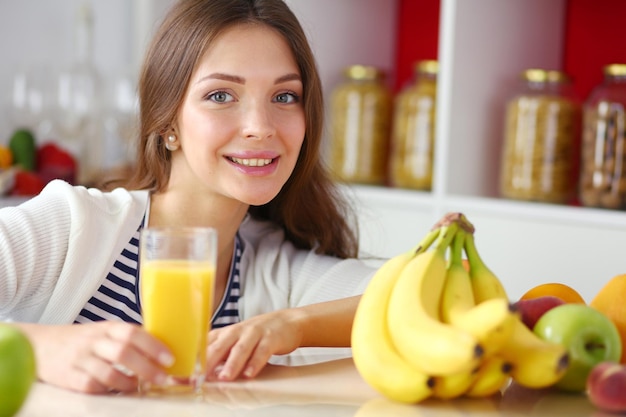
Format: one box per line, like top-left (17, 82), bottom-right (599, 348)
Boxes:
top-left (243, 366), bottom-right (254, 378)
top-left (218, 369), bottom-right (231, 380)
top-left (159, 352), bottom-right (174, 367)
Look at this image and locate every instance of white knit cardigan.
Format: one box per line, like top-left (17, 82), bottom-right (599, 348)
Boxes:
top-left (0, 180), bottom-right (376, 324)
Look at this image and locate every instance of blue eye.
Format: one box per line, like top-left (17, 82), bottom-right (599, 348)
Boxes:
top-left (275, 92), bottom-right (300, 104)
top-left (207, 91), bottom-right (234, 103)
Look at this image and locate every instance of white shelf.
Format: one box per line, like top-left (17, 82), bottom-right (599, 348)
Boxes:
top-left (347, 184), bottom-right (626, 304)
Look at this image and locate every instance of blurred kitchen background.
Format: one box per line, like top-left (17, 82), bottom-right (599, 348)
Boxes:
top-left (0, 0), bottom-right (398, 186)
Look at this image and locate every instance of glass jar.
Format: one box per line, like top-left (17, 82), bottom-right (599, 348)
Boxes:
top-left (499, 69), bottom-right (580, 204)
top-left (579, 64), bottom-right (626, 210)
top-left (389, 60), bottom-right (438, 190)
top-left (328, 65), bottom-right (391, 185)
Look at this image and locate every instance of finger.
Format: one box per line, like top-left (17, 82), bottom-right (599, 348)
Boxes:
top-left (203, 359), bottom-right (221, 382)
top-left (216, 332), bottom-right (260, 381)
top-left (205, 330), bottom-right (234, 377)
top-left (106, 323), bottom-right (174, 368)
top-left (75, 354), bottom-right (138, 393)
top-left (239, 339), bottom-right (273, 379)
top-left (63, 362), bottom-right (109, 394)
top-left (92, 335), bottom-right (168, 385)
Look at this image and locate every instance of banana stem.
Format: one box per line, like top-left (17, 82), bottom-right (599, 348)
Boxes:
top-left (413, 227), bottom-right (441, 256)
top-left (464, 232), bottom-right (485, 271)
top-left (450, 229), bottom-right (465, 267)
top-left (434, 221), bottom-right (459, 257)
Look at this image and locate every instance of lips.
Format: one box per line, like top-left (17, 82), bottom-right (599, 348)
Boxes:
top-left (224, 153), bottom-right (280, 176)
top-left (227, 157), bottom-right (274, 167)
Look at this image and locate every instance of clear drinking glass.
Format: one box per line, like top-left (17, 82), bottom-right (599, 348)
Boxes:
top-left (139, 227), bottom-right (218, 395)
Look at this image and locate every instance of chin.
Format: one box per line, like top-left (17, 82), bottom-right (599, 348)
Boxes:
top-left (241, 190), bottom-right (282, 207)
top-left (226, 180), bottom-right (286, 207)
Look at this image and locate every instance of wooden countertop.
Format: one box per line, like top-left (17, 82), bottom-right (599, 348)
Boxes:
top-left (15, 353), bottom-right (602, 417)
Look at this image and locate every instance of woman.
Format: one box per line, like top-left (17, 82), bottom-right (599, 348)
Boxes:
top-left (0, 0), bottom-right (376, 393)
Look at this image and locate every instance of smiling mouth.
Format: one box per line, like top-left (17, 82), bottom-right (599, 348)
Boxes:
top-left (228, 157), bottom-right (275, 167)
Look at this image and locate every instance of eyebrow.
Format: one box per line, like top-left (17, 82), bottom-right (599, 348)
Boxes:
top-left (198, 72), bottom-right (302, 85)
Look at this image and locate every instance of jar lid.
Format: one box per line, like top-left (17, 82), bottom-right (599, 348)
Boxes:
top-left (415, 60), bottom-right (438, 75)
top-left (604, 64), bottom-right (626, 77)
top-left (344, 65), bottom-right (384, 81)
top-left (521, 69), bottom-right (571, 83)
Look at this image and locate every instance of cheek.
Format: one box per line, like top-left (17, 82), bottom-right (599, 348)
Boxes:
top-left (283, 113), bottom-right (306, 151)
top-left (180, 108), bottom-right (232, 149)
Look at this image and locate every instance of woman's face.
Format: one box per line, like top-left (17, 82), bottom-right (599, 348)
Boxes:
top-left (171, 24), bottom-right (305, 206)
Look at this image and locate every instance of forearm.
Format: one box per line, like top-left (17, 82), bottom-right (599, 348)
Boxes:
top-left (290, 295), bottom-right (362, 348)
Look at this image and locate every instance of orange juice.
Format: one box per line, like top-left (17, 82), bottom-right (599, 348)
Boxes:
top-left (141, 260), bottom-right (214, 377)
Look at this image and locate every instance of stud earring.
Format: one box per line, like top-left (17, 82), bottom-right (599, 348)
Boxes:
top-left (165, 134), bottom-right (179, 151)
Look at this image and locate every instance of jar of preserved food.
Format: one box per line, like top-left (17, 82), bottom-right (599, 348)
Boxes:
top-left (389, 60), bottom-right (438, 190)
top-left (499, 69), bottom-right (580, 204)
top-left (328, 65), bottom-right (391, 185)
top-left (579, 64), bottom-right (626, 209)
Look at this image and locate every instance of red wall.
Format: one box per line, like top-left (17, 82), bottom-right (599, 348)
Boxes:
top-left (563, 0), bottom-right (626, 100)
top-left (394, 0), bottom-right (626, 100)
top-left (393, 0), bottom-right (440, 92)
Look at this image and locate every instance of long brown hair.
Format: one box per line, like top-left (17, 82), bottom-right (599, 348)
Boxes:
top-left (124, 0), bottom-right (359, 259)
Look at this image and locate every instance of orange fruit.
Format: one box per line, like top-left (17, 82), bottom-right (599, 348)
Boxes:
top-left (590, 274), bottom-right (626, 364)
top-left (519, 282), bottom-right (586, 304)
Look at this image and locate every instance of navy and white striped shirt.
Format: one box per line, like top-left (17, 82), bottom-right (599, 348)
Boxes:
top-left (74, 219), bottom-right (242, 328)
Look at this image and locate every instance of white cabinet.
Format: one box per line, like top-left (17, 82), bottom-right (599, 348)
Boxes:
top-left (342, 0), bottom-right (626, 302)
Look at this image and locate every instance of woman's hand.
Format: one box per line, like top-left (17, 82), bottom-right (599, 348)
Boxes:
top-left (205, 297), bottom-right (360, 381)
top-left (17, 322), bottom-right (173, 394)
top-left (205, 309), bottom-right (303, 381)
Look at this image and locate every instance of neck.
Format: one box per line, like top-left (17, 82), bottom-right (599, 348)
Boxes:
top-left (147, 190), bottom-right (249, 291)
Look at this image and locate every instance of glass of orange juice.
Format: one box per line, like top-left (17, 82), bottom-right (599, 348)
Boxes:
top-left (138, 227), bottom-right (217, 395)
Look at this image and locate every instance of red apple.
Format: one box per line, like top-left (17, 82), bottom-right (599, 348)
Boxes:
top-left (513, 295), bottom-right (566, 330)
top-left (587, 361), bottom-right (626, 413)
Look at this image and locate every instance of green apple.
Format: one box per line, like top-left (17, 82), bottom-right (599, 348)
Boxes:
top-left (0, 324), bottom-right (36, 417)
top-left (533, 304), bottom-right (622, 392)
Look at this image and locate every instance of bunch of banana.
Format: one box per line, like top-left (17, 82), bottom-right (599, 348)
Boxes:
top-left (462, 228), bottom-right (570, 390)
top-left (351, 212), bottom-right (571, 404)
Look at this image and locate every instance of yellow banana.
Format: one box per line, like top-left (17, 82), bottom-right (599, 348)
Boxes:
top-left (460, 225), bottom-right (570, 389)
top-left (451, 298), bottom-right (517, 358)
top-left (351, 230), bottom-right (440, 404)
top-left (432, 366), bottom-right (478, 400)
top-left (387, 222), bottom-right (483, 376)
top-left (464, 355), bottom-right (512, 398)
top-left (463, 232), bottom-right (509, 303)
top-left (439, 231), bottom-right (476, 323)
top-left (440, 231), bottom-right (517, 357)
top-left (498, 318), bottom-right (570, 389)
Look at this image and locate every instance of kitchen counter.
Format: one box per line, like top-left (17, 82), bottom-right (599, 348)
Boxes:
top-left (16, 352), bottom-right (603, 417)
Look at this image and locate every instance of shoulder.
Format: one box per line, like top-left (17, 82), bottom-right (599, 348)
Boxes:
top-left (238, 214), bottom-right (282, 236)
top-left (238, 216), bottom-right (304, 267)
top-left (238, 215), bottom-right (376, 277)
top-left (237, 215), bottom-right (378, 316)
top-left (38, 180), bottom-right (149, 212)
top-left (22, 180), bottom-right (149, 240)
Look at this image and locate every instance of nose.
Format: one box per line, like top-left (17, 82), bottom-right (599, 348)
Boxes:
top-left (241, 100), bottom-right (276, 140)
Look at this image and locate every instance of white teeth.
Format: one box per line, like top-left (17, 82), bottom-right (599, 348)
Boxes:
top-left (230, 157), bottom-right (273, 167)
